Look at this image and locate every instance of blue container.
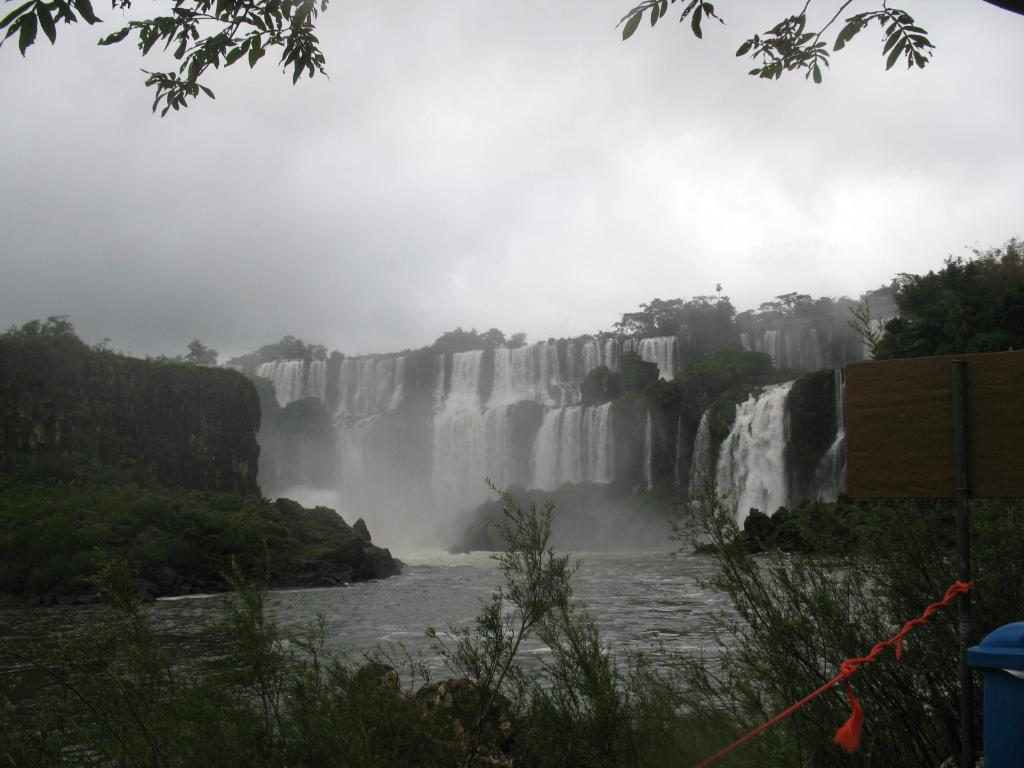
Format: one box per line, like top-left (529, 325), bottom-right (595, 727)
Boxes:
top-left (968, 622), bottom-right (1024, 768)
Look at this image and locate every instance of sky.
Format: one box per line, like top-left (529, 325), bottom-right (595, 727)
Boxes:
top-left (1, 1), bottom-right (1022, 360)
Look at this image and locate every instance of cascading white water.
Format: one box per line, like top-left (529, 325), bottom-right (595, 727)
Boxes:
top-left (746, 327), bottom-right (831, 372)
top-left (442, 350), bottom-right (483, 410)
top-left (715, 382), bottom-right (793, 523)
top-left (604, 338), bottom-right (619, 372)
top-left (431, 350), bottom-right (504, 512)
top-left (432, 404), bottom-right (512, 514)
top-left (688, 409), bottom-right (713, 497)
top-left (580, 337), bottom-right (620, 376)
top-left (531, 403), bottom-right (613, 489)
top-left (336, 356), bottom-right (406, 417)
top-left (624, 336), bottom-right (677, 380)
top-left (256, 360), bottom-right (323, 406)
top-left (761, 330), bottom-right (780, 368)
top-left (489, 342), bottom-right (577, 407)
top-left (638, 337), bottom-right (677, 381)
top-left (815, 369), bottom-right (846, 501)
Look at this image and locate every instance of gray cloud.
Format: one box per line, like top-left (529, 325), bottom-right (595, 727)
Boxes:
top-left (1, 0), bottom-right (1021, 359)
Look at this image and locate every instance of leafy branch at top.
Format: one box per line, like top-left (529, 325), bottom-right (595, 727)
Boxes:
top-left (0, 0), bottom-right (328, 115)
top-left (619, 1), bottom-right (934, 83)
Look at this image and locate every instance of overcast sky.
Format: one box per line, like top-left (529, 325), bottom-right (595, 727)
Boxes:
top-left (1, 1), bottom-right (1021, 359)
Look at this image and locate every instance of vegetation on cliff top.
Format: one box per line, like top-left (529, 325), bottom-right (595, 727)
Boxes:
top-left (875, 238), bottom-right (1024, 359)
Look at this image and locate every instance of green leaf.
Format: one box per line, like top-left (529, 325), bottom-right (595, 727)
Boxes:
top-left (199, 84), bottom-right (215, 99)
top-left (833, 17), bottom-right (862, 51)
top-left (812, 63), bottom-right (822, 84)
top-left (225, 46), bottom-right (244, 65)
top-left (18, 13), bottom-right (37, 54)
top-left (735, 40), bottom-right (751, 57)
top-left (72, 0), bottom-right (97, 24)
top-left (649, 6), bottom-right (657, 27)
top-left (248, 43), bottom-right (265, 67)
top-left (622, 12), bottom-right (641, 40)
top-left (98, 26), bottom-right (129, 44)
top-left (690, 5), bottom-right (702, 38)
top-left (886, 38), bottom-right (906, 70)
top-left (142, 30), bottom-right (159, 54)
top-left (1, 1), bottom-right (35, 32)
top-left (882, 31), bottom-right (900, 54)
top-left (36, 3), bottom-right (55, 43)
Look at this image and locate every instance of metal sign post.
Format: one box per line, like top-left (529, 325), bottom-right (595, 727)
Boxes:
top-left (951, 359), bottom-right (973, 768)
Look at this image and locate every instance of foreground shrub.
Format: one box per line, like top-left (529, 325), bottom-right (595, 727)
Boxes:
top-left (675, 495), bottom-right (1024, 767)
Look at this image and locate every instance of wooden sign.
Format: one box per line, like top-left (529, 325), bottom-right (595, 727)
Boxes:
top-left (845, 350), bottom-right (1024, 498)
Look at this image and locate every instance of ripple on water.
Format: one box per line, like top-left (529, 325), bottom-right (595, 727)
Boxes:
top-left (2, 552), bottom-right (730, 678)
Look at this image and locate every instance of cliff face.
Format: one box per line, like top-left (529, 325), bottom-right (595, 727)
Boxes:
top-left (0, 331), bottom-right (260, 494)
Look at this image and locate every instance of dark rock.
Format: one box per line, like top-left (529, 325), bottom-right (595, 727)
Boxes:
top-left (415, 678), bottom-right (517, 766)
top-left (354, 662), bottom-right (400, 692)
top-left (363, 544), bottom-right (401, 578)
top-left (353, 517), bottom-right (371, 542)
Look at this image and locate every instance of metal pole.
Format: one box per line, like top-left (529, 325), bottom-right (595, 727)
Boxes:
top-left (951, 359), bottom-right (973, 768)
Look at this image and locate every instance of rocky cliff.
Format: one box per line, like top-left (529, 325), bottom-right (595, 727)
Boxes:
top-left (0, 326), bottom-right (259, 493)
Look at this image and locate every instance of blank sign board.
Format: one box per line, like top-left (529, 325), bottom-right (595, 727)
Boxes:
top-left (845, 350), bottom-right (1024, 498)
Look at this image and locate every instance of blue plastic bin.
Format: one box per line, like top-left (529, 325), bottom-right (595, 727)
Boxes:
top-left (967, 622), bottom-right (1024, 768)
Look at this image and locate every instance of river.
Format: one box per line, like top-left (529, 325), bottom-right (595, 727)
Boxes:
top-left (2, 550), bottom-right (730, 679)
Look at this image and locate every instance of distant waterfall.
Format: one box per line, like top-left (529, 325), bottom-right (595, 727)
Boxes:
top-left (716, 382), bottom-right (793, 523)
top-left (815, 369), bottom-right (846, 501)
top-left (336, 356), bottom-right (405, 417)
top-left (625, 336), bottom-right (677, 380)
top-left (489, 343), bottom-right (576, 407)
top-left (256, 360), bottom-right (326, 406)
top-left (432, 405), bottom-right (513, 514)
top-left (444, 350), bottom-right (484, 410)
top-left (531, 403), bottom-right (613, 489)
top-left (688, 409), bottom-right (713, 497)
top-left (580, 337), bottom-right (620, 375)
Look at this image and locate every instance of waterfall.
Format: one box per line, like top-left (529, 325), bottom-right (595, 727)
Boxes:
top-left (443, 350), bottom-right (484, 410)
top-left (739, 332), bottom-right (751, 352)
top-left (256, 360), bottom-right (324, 406)
top-left (432, 405), bottom-right (512, 514)
top-left (489, 342), bottom-right (577, 407)
top-left (815, 369), bottom-right (846, 501)
top-left (715, 382), bottom-right (793, 524)
top-left (432, 350), bottom-right (499, 512)
top-left (581, 339), bottom-right (603, 376)
top-left (688, 409), bottom-right (713, 497)
top-left (624, 336), bottom-right (676, 380)
top-left (531, 403), bottom-right (613, 490)
top-left (432, 355), bottom-right (448, 409)
top-left (335, 356), bottom-right (406, 418)
top-left (604, 338), bottom-right (619, 372)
